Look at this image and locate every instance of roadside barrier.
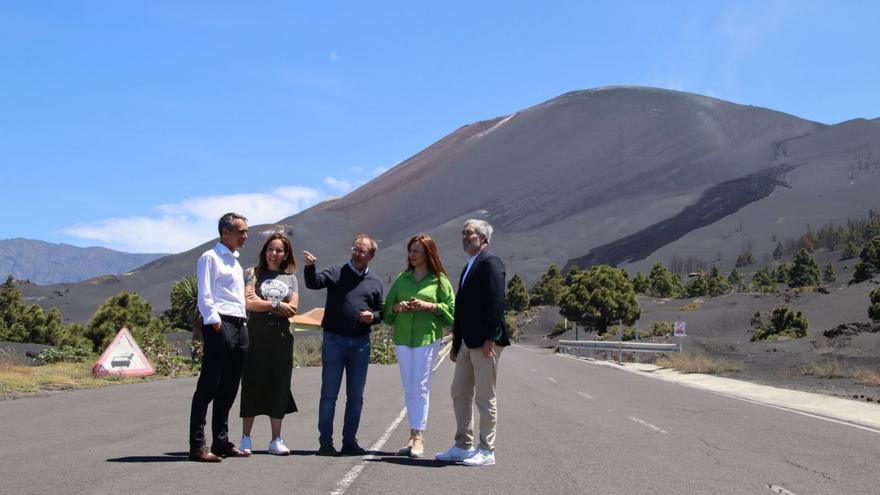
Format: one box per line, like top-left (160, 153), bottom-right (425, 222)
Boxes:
top-left (557, 339), bottom-right (681, 363)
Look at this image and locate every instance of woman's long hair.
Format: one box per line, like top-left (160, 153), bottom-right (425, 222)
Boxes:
top-left (406, 234), bottom-right (447, 286)
top-left (255, 233), bottom-right (296, 279)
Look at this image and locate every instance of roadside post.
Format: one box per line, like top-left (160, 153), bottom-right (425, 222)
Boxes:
top-left (617, 319), bottom-right (623, 363)
top-left (674, 321), bottom-right (687, 353)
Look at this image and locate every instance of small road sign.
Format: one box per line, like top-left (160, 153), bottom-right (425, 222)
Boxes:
top-left (674, 321), bottom-right (687, 337)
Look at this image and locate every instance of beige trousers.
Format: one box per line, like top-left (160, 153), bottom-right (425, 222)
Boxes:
top-left (451, 345), bottom-right (504, 451)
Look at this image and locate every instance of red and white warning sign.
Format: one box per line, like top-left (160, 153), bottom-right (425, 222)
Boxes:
top-left (674, 321), bottom-right (687, 337)
top-left (91, 327), bottom-right (155, 377)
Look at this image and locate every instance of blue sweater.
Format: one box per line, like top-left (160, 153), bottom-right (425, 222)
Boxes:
top-left (304, 263), bottom-right (384, 336)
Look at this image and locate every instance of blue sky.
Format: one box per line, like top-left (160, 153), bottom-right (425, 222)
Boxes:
top-left (2, 1), bottom-right (879, 253)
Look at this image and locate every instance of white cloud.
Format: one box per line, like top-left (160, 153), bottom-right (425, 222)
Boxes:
top-left (64, 186), bottom-right (324, 253)
top-left (323, 176), bottom-right (353, 193)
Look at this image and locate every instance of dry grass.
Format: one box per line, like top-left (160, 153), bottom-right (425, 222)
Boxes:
top-left (0, 361), bottom-right (147, 399)
top-left (781, 361), bottom-right (880, 386)
top-left (678, 299), bottom-right (704, 311)
top-left (854, 369), bottom-right (880, 386)
top-left (795, 359), bottom-right (852, 378)
top-left (655, 352), bottom-right (742, 374)
top-left (293, 336), bottom-right (323, 368)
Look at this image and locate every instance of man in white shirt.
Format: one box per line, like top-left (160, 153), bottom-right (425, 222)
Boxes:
top-left (189, 212), bottom-right (252, 462)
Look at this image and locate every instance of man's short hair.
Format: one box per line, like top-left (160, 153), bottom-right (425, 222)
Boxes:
top-left (353, 234), bottom-right (378, 256)
top-left (218, 212), bottom-right (247, 236)
top-left (464, 219), bottom-right (493, 245)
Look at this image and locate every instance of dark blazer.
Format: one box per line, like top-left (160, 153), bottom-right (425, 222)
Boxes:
top-left (453, 249), bottom-right (510, 353)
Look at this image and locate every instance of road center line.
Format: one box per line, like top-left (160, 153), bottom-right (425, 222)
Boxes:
top-left (576, 391), bottom-right (593, 400)
top-left (330, 341), bottom-right (452, 495)
top-left (627, 416), bottom-right (668, 434)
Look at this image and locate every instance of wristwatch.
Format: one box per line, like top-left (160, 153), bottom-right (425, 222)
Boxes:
top-left (271, 300), bottom-right (279, 309)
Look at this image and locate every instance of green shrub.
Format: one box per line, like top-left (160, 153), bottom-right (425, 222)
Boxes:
top-left (141, 333), bottom-right (189, 376)
top-left (869, 288), bottom-right (880, 322)
top-left (37, 345), bottom-right (93, 364)
top-left (369, 324), bottom-right (397, 365)
top-left (750, 305), bottom-right (808, 341)
top-left (649, 321), bottom-right (674, 338)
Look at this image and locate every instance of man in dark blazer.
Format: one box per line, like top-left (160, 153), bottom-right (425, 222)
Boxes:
top-left (435, 219), bottom-right (510, 467)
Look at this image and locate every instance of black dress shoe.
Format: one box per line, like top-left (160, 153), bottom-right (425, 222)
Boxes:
top-left (212, 445), bottom-right (251, 458)
top-left (340, 440), bottom-right (366, 456)
top-left (189, 446), bottom-right (222, 463)
top-left (317, 440), bottom-right (338, 456)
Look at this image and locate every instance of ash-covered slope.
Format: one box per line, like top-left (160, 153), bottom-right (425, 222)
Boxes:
top-left (26, 86), bottom-right (864, 323)
top-left (312, 86), bottom-right (821, 246)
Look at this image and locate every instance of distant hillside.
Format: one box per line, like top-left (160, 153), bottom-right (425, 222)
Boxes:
top-left (0, 238), bottom-right (167, 284)
top-left (20, 86), bottom-right (880, 323)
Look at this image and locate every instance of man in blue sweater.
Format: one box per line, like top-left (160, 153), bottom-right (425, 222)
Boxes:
top-left (303, 234), bottom-right (384, 456)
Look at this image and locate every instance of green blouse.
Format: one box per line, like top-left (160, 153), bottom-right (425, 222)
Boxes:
top-left (384, 270), bottom-right (455, 347)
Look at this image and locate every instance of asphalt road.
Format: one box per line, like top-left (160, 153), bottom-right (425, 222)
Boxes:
top-left (2, 344), bottom-right (879, 494)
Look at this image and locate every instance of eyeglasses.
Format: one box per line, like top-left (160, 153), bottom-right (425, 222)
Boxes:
top-left (351, 246), bottom-right (370, 255)
top-left (462, 230), bottom-right (477, 237)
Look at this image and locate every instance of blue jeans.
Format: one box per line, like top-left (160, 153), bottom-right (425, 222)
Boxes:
top-left (319, 332), bottom-right (371, 444)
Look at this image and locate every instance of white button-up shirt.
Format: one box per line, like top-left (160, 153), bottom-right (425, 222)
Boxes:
top-left (196, 242), bottom-right (246, 325)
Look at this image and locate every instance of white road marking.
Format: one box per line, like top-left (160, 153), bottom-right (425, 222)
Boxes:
top-left (576, 391), bottom-right (594, 400)
top-left (627, 416), bottom-right (668, 434)
top-left (547, 377), bottom-right (558, 384)
top-left (557, 351), bottom-right (880, 436)
top-left (717, 392), bottom-right (880, 436)
top-left (769, 484), bottom-right (798, 495)
top-left (330, 341), bottom-right (453, 495)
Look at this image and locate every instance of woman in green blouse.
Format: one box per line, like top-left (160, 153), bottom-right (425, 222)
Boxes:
top-left (384, 234), bottom-right (455, 458)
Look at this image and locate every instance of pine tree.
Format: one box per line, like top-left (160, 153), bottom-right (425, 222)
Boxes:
top-left (772, 242), bottom-right (784, 260)
top-left (647, 262), bottom-right (684, 298)
top-left (705, 266), bottom-right (728, 296)
top-left (775, 262), bottom-right (792, 284)
top-left (735, 250), bottom-right (756, 267)
top-left (822, 263), bottom-right (836, 283)
top-left (86, 291), bottom-right (165, 352)
top-left (728, 268), bottom-right (744, 291)
top-left (529, 264), bottom-right (564, 306)
top-left (788, 248), bottom-right (820, 288)
top-left (505, 274), bottom-right (529, 312)
top-left (751, 267), bottom-right (777, 293)
top-left (852, 236), bottom-right (880, 283)
top-left (840, 240), bottom-right (859, 261)
top-left (558, 265), bottom-right (640, 334)
top-left (632, 272), bottom-right (649, 294)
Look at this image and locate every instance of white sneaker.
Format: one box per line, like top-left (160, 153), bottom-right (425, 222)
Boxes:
top-left (268, 437), bottom-right (291, 456)
top-left (462, 449), bottom-right (495, 466)
top-left (240, 435), bottom-right (252, 454)
top-left (434, 445), bottom-right (476, 462)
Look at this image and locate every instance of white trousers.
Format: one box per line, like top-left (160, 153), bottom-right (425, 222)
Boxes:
top-left (395, 340), bottom-right (441, 430)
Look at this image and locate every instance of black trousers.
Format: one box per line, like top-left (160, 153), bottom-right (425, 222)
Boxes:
top-left (189, 317), bottom-right (249, 452)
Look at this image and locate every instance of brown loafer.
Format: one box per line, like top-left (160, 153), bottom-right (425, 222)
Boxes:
top-left (212, 445), bottom-right (250, 458)
top-left (189, 446), bottom-right (222, 463)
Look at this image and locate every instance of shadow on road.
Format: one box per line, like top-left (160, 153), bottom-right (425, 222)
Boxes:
top-left (107, 452), bottom-right (189, 463)
top-left (365, 456), bottom-right (454, 468)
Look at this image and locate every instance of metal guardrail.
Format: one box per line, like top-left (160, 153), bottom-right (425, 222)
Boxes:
top-left (557, 339), bottom-right (681, 362)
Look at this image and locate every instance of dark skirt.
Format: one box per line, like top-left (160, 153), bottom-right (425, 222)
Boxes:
top-left (240, 315), bottom-right (298, 418)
